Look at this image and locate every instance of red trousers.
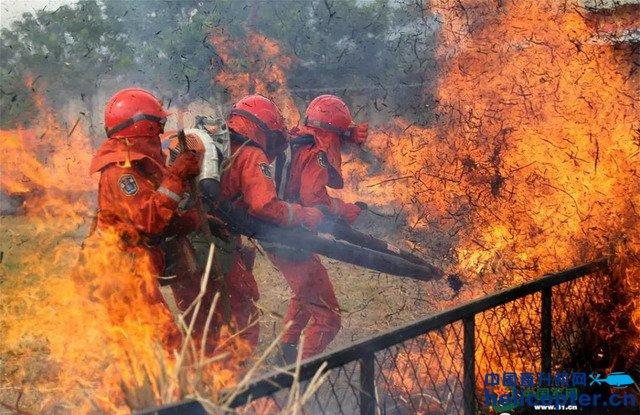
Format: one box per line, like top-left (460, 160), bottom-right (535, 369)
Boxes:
top-left (269, 253), bottom-right (340, 358)
top-left (171, 249), bottom-right (260, 353)
top-left (223, 250), bottom-right (260, 349)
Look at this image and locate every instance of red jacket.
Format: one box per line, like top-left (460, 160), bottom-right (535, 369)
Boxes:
top-left (279, 130), bottom-right (356, 220)
top-left (221, 143), bottom-right (309, 227)
top-left (90, 136), bottom-right (199, 273)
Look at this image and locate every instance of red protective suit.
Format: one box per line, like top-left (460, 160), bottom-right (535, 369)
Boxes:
top-left (90, 136), bottom-right (203, 347)
top-left (281, 127), bottom-right (359, 218)
top-left (90, 136), bottom-right (199, 270)
top-left (219, 140), bottom-right (318, 350)
top-left (271, 126), bottom-right (361, 359)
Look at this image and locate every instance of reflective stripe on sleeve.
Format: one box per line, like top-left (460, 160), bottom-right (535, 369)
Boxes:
top-left (157, 186), bottom-right (182, 202)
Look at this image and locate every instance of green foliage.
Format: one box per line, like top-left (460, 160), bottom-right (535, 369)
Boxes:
top-left (101, 0), bottom-right (220, 106)
top-left (0, 0), bottom-right (132, 127)
top-left (1, 0), bottom-right (438, 127)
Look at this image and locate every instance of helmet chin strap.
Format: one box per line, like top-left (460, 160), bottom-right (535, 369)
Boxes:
top-left (106, 113), bottom-right (165, 137)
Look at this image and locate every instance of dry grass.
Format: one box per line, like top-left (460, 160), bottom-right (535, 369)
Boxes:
top-left (118, 243), bottom-right (330, 414)
top-left (252, 253), bottom-right (451, 354)
top-left (0, 214), bottom-right (449, 413)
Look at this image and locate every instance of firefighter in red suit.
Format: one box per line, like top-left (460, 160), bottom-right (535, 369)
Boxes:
top-left (271, 95), bottom-right (368, 362)
top-left (87, 87), bottom-right (202, 347)
top-left (216, 95), bottom-right (325, 350)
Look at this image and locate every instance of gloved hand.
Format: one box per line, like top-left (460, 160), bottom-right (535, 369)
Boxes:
top-left (299, 207), bottom-right (324, 230)
top-left (341, 203), bottom-right (362, 224)
top-left (169, 151), bottom-right (201, 180)
top-left (348, 123), bottom-right (368, 145)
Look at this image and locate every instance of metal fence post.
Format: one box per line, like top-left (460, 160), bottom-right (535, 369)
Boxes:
top-left (463, 316), bottom-right (476, 415)
top-left (360, 352), bottom-right (376, 415)
top-left (541, 287), bottom-right (552, 374)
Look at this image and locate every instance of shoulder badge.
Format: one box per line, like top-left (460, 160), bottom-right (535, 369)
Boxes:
top-left (317, 151), bottom-right (328, 169)
top-left (118, 174), bottom-right (139, 196)
top-left (259, 162), bottom-right (273, 179)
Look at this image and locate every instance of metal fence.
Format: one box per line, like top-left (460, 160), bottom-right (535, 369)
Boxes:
top-left (140, 258), bottom-right (609, 415)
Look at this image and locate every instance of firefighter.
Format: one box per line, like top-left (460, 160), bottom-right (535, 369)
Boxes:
top-left (271, 94), bottom-right (368, 362)
top-left (212, 94), bottom-right (325, 350)
top-left (87, 87), bottom-right (202, 346)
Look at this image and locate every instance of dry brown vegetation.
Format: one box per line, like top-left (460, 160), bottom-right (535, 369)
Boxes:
top-left (0, 213), bottom-right (451, 413)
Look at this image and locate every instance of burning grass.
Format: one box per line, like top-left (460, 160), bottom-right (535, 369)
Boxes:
top-left (0, 212), bottom-right (337, 413)
top-left (340, 0), bottom-right (640, 365)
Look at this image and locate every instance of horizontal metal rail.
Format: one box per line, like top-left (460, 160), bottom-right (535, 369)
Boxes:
top-left (136, 257), bottom-right (608, 414)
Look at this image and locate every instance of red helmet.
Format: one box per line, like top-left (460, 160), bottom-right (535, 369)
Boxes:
top-left (304, 95), bottom-right (354, 138)
top-left (104, 88), bottom-right (169, 138)
top-left (227, 95), bottom-right (287, 159)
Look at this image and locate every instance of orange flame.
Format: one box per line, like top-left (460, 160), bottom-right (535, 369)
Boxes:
top-left (211, 30), bottom-right (301, 125)
top-left (338, 0), bottom-right (639, 407)
top-left (0, 83), bottom-right (94, 225)
top-left (344, 0), bottom-right (639, 328)
top-left (1, 8), bottom-right (637, 411)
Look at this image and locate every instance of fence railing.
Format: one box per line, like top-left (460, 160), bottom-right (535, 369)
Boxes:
top-left (139, 258), bottom-right (609, 415)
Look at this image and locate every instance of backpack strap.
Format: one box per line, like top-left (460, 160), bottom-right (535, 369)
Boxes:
top-left (275, 134), bottom-right (316, 199)
top-left (290, 134), bottom-right (315, 147)
top-left (274, 146), bottom-right (291, 199)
